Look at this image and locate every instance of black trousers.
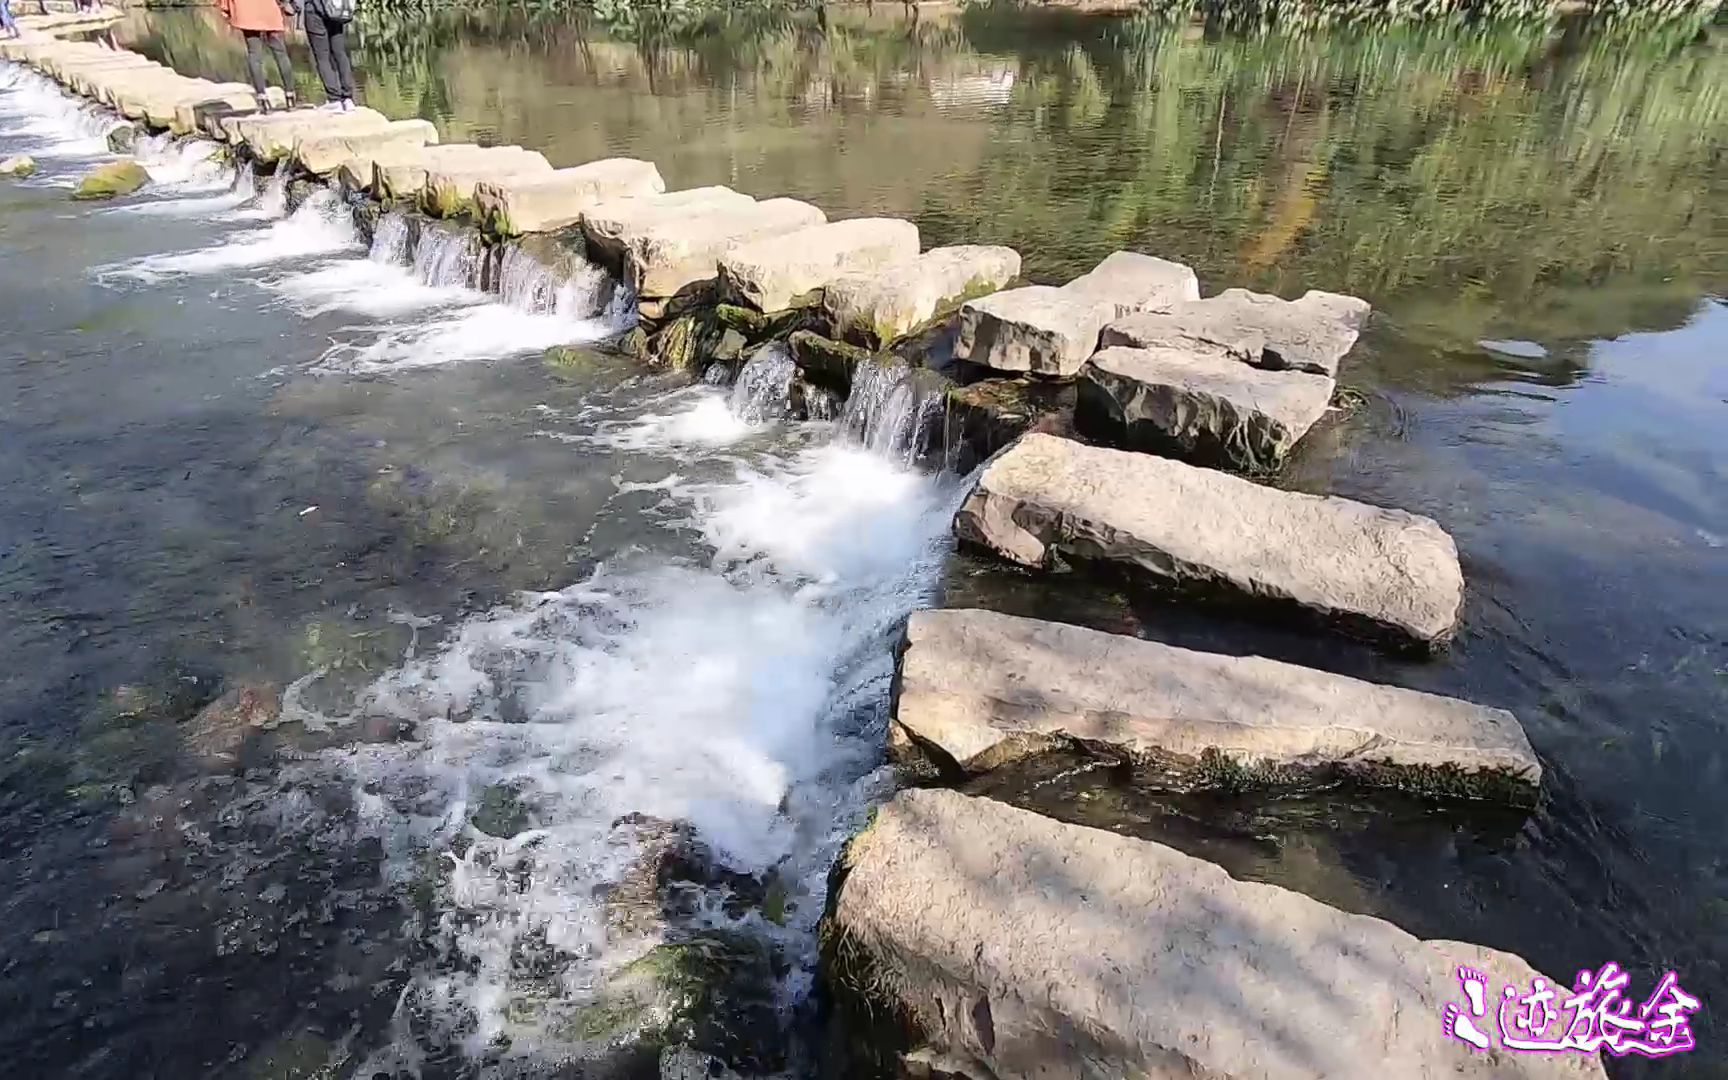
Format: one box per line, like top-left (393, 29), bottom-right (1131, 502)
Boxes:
top-left (304, 9), bottom-right (355, 102)
top-left (241, 29), bottom-right (293, 97)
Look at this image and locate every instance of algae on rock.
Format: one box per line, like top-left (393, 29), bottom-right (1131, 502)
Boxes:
top-left (72, 158), bottom-right (149, 201)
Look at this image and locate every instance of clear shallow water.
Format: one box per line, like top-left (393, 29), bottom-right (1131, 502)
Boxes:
top-left (3, 9), bottom-right (1727, 1078)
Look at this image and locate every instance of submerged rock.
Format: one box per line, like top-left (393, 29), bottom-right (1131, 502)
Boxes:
top-left (940, 377), bottom-right (1075, 475)
top-left (954, 433), bottom-right (1464, 651)
top-left (1076, 344), bottom-right (1335, 472)
top-left (178, 680), bottom-right (281, 776)
top-left (824, 789), bottom-right (1605, 1080)
top-left (788, 329), bottom-right (874, 398)
top-left (0, 154), bottom-right (35, 178)
top-left (72, 158), bottom-right (148, 200)
top-left (893, 608), bottom-right (1540, 801)
top-left (105, 122), bottom-right (137, 153)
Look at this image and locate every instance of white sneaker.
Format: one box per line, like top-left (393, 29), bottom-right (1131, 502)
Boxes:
top-left (340, 99), bottom-right (356, 113)
top-left (317, 100), bottom-right (344, 112)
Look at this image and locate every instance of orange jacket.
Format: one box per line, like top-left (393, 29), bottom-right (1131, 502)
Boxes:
top-left (218, 0), bottom-right (287, 34)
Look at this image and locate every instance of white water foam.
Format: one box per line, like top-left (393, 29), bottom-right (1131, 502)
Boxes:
top-left (305, 213), bottom-right (633, 374)
top-left (277, 357), bottom-right (964, 1064)
top-left (97, 188), bottom-right (361, 284)
top-left (0, 65), bottom-right (118, 160)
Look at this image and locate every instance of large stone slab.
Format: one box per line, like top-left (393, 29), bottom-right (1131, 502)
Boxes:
top-left (956, 250), bottom-right (1200, 376)
top-left (1075, 344), bottom-right (1335, 472)
top-left (420, 150), bottom-right (554, 218)
top-left (579, 186), bottom-right (757, 273)
top-left (624, 197), bottom-right (827, 300)
top-left (1102, 287), bottom-right (1372, 378)
top-left (717, 217), bottom-right (921, 314)
top-left (894, 608), bottom-right (1539, 798)
top-left (368, 144), bottom-right (503, 200)
top-left (229, 108), bottom-right (392, 162)
top-left (472, 157), bottom-right (664, 237)
top-left (954, 433), bottom-right (1464, 650)
top-left (955, 285), bottom-right (1114, 377)
top-left (1059, 249), bottom-right (1200, 318)
top-left (823, 244), bottom-right (1021, 347)
top-left (828, 788), bottom-right (1604, 1080)
top-left (292, 119), bottom-right (438, 177)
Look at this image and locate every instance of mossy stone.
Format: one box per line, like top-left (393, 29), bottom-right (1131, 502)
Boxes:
top-left (72, 159), bottom-right (149, 201)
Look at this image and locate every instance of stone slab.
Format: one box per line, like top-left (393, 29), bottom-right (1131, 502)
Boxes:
top-left (954, 433), bottom-right (1465, 650)
top-left (292, 119), bottom-right (439, 177)
top-left (473, 157), bottom-right (665, 237)
top-left (579, 186), bottom-right (757, 272)
top-left (829, 788), bottom-right (1604, 1080)
top-left (894, 608), bottom-right (1539, 797)
top-left (224, 107), bottom-right (390, 159)
top-left (1059, 249), bottom-right (1200, 318)
top-left (824, 244), bottom-right (1021, 347)
top-left (1102, 287), bottom-right (1373, 378)
top-left (420, 150), bottom-right (554, 218)
top-left (624, 197), bottom-right (827, 299)
top-left (955, 285), bottom-right (1115, 377)
top-left (718, 216), bottom-right (921, 313)
top-left (367, 143), bottom-right (501, 200)
top-left (1076, 344), bottom-right (1335, 472)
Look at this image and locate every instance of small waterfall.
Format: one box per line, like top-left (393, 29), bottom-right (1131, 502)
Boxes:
top-left (411, 222), bottom-right (484, 290)
top-left (803, 386), bottom-right (841, 422)
top-left (729, 343), bottom-right (796, 424)
top-left (256, 170), bottom-right (289, 217)
top-left (368, 211), bottom-right (411, 265)
top-left (495, 242), bottom-right (630, 324)
top-left (838, 358), bottom-right (946, 465)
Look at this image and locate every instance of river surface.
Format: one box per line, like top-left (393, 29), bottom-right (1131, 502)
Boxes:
top-left (1, 6), bottom-right (1724, 1078)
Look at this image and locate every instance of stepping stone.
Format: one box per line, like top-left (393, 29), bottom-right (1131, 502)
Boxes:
top-left (956, 250), bottom-right (1200, 376)
top-left (580, 186), bottom-right (757, 273)
top-left (1076, 344), bottom-right (1335, 472)
top-left (955, 433), bottom-right (1464, 651)
top-left (829, 788), bottom-right (1606, 1080)
top-left (227, 108), bottom-right (391, 162)
top-left (473, 157), bottom-right (665, 237)
top-left (292, 119), bottom-right (439, 177)
top-left (718, 217), bottom-right (921, 313)
top-left (1059, 249), bottom-right (1200, 318)
top-left (894, 608), bottom-right (1540, 799)
top-left (824, 244), bottom-right (1021, 347)
top-left (420, 150), bottom-right (554, 218)
top-left (369, 143), bottom-right (501, 201)
top-left (1102, 287), bottom-right (1372, 378)
top-left (623, 197), bottom-right (826, 301)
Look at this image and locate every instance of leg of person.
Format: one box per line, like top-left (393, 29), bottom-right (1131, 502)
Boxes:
top-left (265, 30), bottom-right (295, 107)
top-left (328, 18), bottom-right (356, 104)
top-left (303, 10), bottom-right (340, 106)
top-left (0, 0), bottom-right (16, 40)
top-left (242, 29), bottom-right (270, 98)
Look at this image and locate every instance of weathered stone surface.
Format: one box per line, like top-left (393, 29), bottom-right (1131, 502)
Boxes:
top-left (828, 788), bottom-right (1604, 1080)
top-left (179, 681), bottom-right (280, 775)
top-left (105, 121), bottom-right (137, 152)
top-left (954, 285), bottom-right (1113, 377)
top-left (1101, 287), bottom-right (1373, 378)
top-left (474, 157), bottom-right (665, 237)
top-left (894, 608), bottom-right (1540, 797)
top-left (718, 217), bottom-right (921, 314)
top-left (1059, 249), bottom-right (1200, 318)
top-left (371, 144), bottom-right (539, 203)
top-left (420, 150), bottom-right (555, 218)
top-left (1076, 345), bottom-right (1335, 472)
top-left (824, 244), bottom-right (1021, 347)
top-left (0, 154), bottom-right (35, 178)
top-left (954, 433), bottom-right (1464, 650)
top-left (579, 186), bottom-right (757, 272)
top-left (227, 108), bottom-right (391, 161)
top-left (171, 87), bottom-right (284, 137)
top-left (625, 197), bottom-right (827, 299)
top-left (72, 158), bottom-right (147, 200)
top-left (292, 119), bottom-right (438, 177)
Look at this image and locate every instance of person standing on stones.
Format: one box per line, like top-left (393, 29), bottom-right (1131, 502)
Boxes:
top-left (0, 0), bottom-right (19, 41)
top-left (217, 0), bottom-right (298, 113)
top-left (305, 0), bottom-right (358, 113)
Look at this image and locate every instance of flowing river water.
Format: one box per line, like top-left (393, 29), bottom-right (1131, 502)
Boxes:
top-left (1, 7), bottom-right (1725, 1079)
